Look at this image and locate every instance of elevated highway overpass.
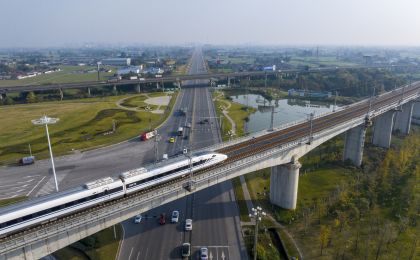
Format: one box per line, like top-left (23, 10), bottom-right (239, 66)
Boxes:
top-left (1, 82), bottom-right (420, 259)
top-left (0, 64), bottom-right (409, 95)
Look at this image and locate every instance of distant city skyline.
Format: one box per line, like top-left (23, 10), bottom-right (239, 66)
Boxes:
top-left (1, 0), bottom-right (420, 48)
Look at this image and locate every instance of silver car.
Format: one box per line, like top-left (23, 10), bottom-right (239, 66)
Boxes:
top-left (185, 219), bottom-right (192, 231)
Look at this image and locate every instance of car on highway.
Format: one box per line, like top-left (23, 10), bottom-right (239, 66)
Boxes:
top-left (200, 247), bottom-right (208, 260)
top-left (186, 122), bottom-right (192, 128)
top-left (185, 219), bottom-right (192, 231)
top-left (171, 210), bottom-right (179, 223)
top-left (181, 243), bottom-right (191, 257)
top-left (134, 214), bottom-right (142, 224)
top-left (159, 213), bottom-right (166, 225)
top-left (169, 137), bottom-right (175, 143)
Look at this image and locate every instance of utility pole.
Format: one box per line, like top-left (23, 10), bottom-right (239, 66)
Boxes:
top-left (31, 115), bottom-right (60, 192)
top-left (154, 133), bottom-right (160, 164)
top-left (97, 62), bottom-right (101, 81)
top-left (333, 91), bottom-right (338, 112)
top-left (368, 87), bottom-right (376, 116)
top-left (249, 207), bottom-right (266, 260)
top-left (269, 106), bottom-right (278, 131)
top-left (184, 146), bottom-right (194, 192)
top-left (306, 112), bottom-right (314, 145)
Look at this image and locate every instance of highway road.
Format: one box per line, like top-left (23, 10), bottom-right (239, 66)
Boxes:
top-left (118, 48), bottom-right (247, 260)
top-left (0, 48), bottom-right (246, 259)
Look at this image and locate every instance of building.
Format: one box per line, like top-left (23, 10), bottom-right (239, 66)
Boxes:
top-left (117, 66), bottom-right (140, 75)
top-left (102, 58), bottom-right (131, 66)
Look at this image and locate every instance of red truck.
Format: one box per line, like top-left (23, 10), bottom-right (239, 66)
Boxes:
top-left (140, 130), bottom-right (157, 141)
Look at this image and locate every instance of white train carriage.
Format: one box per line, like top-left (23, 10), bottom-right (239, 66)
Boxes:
top-left (0, 177), bottom-right (124, 237)
top-left (121, 152), bottom-right (227, 194)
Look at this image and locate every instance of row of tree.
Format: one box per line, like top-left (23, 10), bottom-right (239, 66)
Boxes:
top-left (275, 131), bottom-right (419, 259)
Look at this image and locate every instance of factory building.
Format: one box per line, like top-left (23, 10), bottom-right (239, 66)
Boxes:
top-left (102, 58), bottom-right (131, 66)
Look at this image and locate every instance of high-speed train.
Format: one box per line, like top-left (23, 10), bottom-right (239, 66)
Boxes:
top-left (0, 152), bottom-right (227, 237)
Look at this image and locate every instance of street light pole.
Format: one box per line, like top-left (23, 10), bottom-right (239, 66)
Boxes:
top-left (249, 206), bottom-right (266, 260)
top-left (32, 115), bottom-right (59, 192)
top-left (154, 133), bottom-right (160, 164)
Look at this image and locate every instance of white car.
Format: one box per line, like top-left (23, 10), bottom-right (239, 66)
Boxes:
top-left (200, 247), bottom-right (208, 260)
top-left (134, 214), bottom-right (142, 224)
top-left (185, 219), bottom-right (192, 231)
top-left (171, 210), bottom-right (179, 223)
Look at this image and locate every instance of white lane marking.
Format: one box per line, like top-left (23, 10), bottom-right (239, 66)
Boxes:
top-left (27, 176), bottom-right (47, 196)
top-left (0, 179), bottom-right (34, 188)
top-left (116, 224), bottom-right (126, 260)
top-left (128, 247), bottom-right (134, 260)
top-left (23, 175), bottom-right (41, 178)
top-left (136, 251), bottom-right (140, 260)
top-left (17, 179), bottom-right (37, 183)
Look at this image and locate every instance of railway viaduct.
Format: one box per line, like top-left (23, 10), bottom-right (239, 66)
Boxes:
top-left (1, 83), bottom-right (420, 259)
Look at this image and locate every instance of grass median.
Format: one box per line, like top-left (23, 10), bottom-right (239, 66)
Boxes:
top-left (0, 91), bottom-right (177, 164)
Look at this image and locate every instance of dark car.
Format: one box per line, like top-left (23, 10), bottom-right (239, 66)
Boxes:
top-left (181, 243), bottom-right (191, 257)
top-left (159, 213), bottom-right (166, 225)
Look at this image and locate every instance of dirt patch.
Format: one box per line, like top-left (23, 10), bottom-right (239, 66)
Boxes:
top-left (144, 96), bottom-right (171, 106)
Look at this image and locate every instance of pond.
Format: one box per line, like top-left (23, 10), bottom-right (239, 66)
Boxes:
top-left (230, 94), bottom-right (338, 133)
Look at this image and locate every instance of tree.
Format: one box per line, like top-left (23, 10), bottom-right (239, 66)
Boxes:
top-left (3, 96), bottom-right (14, 105)
top-left (319, 225), bottom-right (331, 256)
top-left (26, 92), bottom-right (37, 103)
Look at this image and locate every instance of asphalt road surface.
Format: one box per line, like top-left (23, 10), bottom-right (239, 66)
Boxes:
top-left (118, 49), bottom-right (247, 260)
top-left (0, 48), bottom-right (247, 259)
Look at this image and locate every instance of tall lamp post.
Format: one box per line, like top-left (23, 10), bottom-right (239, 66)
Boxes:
top-left (32, 115), bottom-right (59, 192)
top-left (249, 206), bottom-right (266, 260)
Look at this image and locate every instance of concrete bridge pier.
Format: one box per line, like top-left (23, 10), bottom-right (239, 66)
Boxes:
top-left (343, 125), bottom-right (366, 166)
top-left (411, 102), bottom-right (420, 125)
top-left (136, 84), bottom-right (141, 93)
top-left (269, 159), bottom-right (301, 210)
top-left (227, 77), bottom-right (231, 87)
top-left (393, 102), bottom-right (414, 134)
top-left (87, 87), bottom-right (91, 96)
top-left (113, 85), bottom-right (117, 95)
top-left (177, 81), bottom-right (181, 89)
top-left (372, 110), bottom-right (395, 148)
top-left (0, 93), bottom-right (3, 100)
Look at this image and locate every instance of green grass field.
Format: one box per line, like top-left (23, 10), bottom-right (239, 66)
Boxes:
top-left (0, 197), bottom-right (27, 208)
top-left (0, 92), bottom-right (177, 164)
top-left (232, 177), bottom-right (251, 222)
top-left (0, 65), bottom-right (117, 87)
top-left (288, 56), bottom-right (359, 68)
top-left (213, 90), bottom-right (256, 140)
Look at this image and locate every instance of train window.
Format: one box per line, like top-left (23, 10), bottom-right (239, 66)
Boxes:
top-left (22, 214), bottom-right (33, 221)
top-left (65, 202), bottom-right (75, 208)
top-left (6, 219), bottom-right (18, 226)
top-left (52, 206), bottom-right (62, 211)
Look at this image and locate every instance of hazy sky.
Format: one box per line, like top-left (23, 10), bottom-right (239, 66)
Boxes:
top-left (1, 0), bottom-right (420, 47)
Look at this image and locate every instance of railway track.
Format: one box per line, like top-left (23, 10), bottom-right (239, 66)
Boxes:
top-left (1, 83), bottom-right (419, 245)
